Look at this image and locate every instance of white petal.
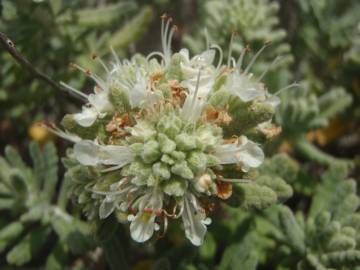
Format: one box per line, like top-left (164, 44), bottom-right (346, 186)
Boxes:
top-left (237, 140), bottom-right (264, 170)
top-left (228, 74), bottom-right (264, 102)
top-left (266, 95), bottom-right (280, 108)
top-left (88, 91), bottom-right (113, 112)
top-left (182, 193), bottom-right (208, 246)
top-left (191, 50), bottom-right (215, 67)
top-left (215, 138), bottom-right (264, 170)
top-left (179, 48), bottom-right (190, 62)
top-left (130, 120), bottom-right (156, 140)
top-left (237, 87), bottom-right (264, 102)
top-left (74, 141), bottom-right (134, 168)
top-left (99, 198), bottom-right (115, 219)
top-left (130, 212), bottom-right (156, 242)
top-left (98, 145), bottom-right (134, 166)
top-left (74, 140), bottom-right (100, 166)
top-left (73, 107), bottom-right (98, 127)
top-left (214, 143), bottom-right (241, 164)
top-left (128, 73), bottom-right (147, 108)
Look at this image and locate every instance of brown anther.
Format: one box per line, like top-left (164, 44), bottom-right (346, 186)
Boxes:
top-left (106, 112), bottom-right (132, 137)
top-left (143, 207), bottom-right (153, 213)
top-left (245, 45), bottom-right (251, 52)
top-left (150, 72), bottom-right (163, 89)
top-left (172, 25), bottom-right (178, 32)
top-left (203, 201), bottom-right (216, 215)
top-left (262, 125), bottom-right (282, 139)
top-left (205, 106), bottom-right (232, 125)
top-left (223, 137), bottom-right (238, 144)
top-left (91, 53), bottom-right (98, 60)
top-left (168, 80), bottom-right (187, 106)
top-left (69, 63), bottom-right (76, 69)
top-left (85, 69), bottom-right (92, 76)
top-left (264, 40), bottom-right (272, 46)
top-left (160, 13), bottom-right (168, 20)
top-left (216, 180), bottom-right (233, 200)
top-left (205, 106), bottom-right (219, 122)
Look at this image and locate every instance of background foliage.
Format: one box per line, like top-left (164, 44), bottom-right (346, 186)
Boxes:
top-left (0, 0), bottom-right (359, 269)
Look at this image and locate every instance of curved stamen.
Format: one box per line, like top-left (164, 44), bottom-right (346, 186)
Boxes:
top-left (60, 81), bottom-right (88, 100)
top-left (237, 45), bottom-right (250, 71)
top-left (92, 53), bottom-right (110, 74)
top-left (146, 51), bottom-right (166, 62)
top-left (274, 82), bottom-right (300, 96)
top-left (244, 42), bottom-right (271, 75)
top-left (210, 44), bottom-right (223, 70)
top-left (190, 69), bottom-right (202, 111)
top-left (165, 25), bottom-right (177, 60)
top-left (69, 63), bottom-right (107, 91)
top-left (110, 46), bottom-right (120, 65)
top-left (257, 56), bottom-right (283, 82)
top-left (41, 122), bottom-right (80, 143)
top-left (204, 28), bottom-right (210, 50)
top-left (227, 31), bottom-right (237, 67)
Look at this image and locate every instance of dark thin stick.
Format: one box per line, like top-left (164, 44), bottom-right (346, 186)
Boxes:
top-left (0, 32), bottom-right (65, 93)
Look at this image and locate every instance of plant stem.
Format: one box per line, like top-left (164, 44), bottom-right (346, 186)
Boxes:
top-left (0, 32), bottom-right (66, 93)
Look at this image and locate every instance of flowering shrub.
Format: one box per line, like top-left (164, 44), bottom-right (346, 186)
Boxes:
top-left (46, 16), bottom-right (286, 246)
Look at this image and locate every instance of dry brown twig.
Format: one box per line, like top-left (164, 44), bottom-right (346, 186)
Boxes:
top-left (0, 31), bottom-right (66, 93)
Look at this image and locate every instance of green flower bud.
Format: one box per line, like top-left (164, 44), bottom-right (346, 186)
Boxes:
top-left (175, 133), bottom-right (197, 151)
top-left (147, 174), bottom-right (157, 186)
top-left (153, 162), bottom-right (171, 180)
top-left (129, 143), bottom-right (144, 155)
top-left (157, 114), bottom-right (182, 138)
top-left (206, 154), bottom-right (220, 167)
top-left (161, 154), bottom-right (175, 165)
top-left (163, 178), bottom-right (187, 197)
top-left (141, 140), bottom-right (161, 163)
top-left (158, 133), bottom-right (176, 154)
top-left (188, 151), bottom-right (207, 173)
top-left (170, 151), bottom-right (186, 161)
top-left (171, 161), bottom-right (194, 179)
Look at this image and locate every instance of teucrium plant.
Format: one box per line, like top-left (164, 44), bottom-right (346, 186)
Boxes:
top-left (48, 16), bottom-right (288, 246)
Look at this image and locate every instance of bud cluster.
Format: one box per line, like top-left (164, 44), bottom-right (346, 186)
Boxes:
top-left (52, 16), bottom-right (283, 245)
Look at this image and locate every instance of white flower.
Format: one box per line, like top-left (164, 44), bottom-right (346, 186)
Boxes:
top-left (178, 49), bottom-right (219, 122)
top-left (109, 65), bottom-right (158, 109)
top-left (42, 123), bottom-right (81, 143)
top-left (215, 136), bottom-right (264, 172)
top-left (128, 120), bottom-right (157, 141)
top-left (60, 80), bottom-right (113, 127)
top-left (179, 48), bottom-right (216, 78)
top-left (129, 191), bottom-right (163, 242)
top-left (181, 193), bottom-right (211, 246)
top-left (74, 140), bottom-right (134, 171)
top-left (225, 72), bottom-right (265, 102)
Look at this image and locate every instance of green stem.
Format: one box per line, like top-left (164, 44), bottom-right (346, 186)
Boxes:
top-left (294, 136), bottom-right (352, 167)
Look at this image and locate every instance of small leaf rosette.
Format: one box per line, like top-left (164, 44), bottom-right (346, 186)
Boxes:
top-left (52, 16), bottom-right (282, 246)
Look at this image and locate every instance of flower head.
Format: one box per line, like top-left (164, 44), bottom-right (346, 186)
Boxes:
top-left (57, 16), bottom-right (286, 246)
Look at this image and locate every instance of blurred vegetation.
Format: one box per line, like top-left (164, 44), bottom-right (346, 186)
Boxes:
top-left (0, 0), bottom-right (359, 269)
